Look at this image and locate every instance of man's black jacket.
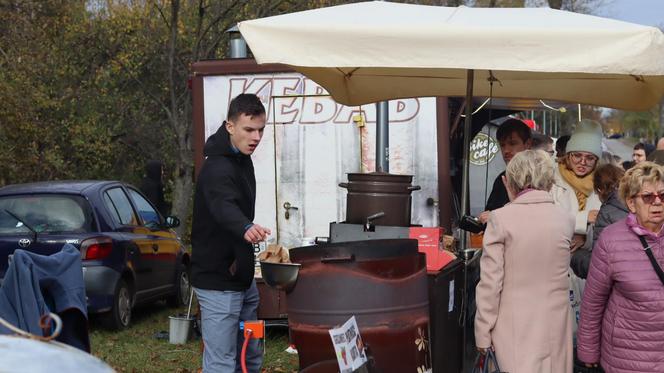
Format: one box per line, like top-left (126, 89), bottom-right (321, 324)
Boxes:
top-left (191, 124), bottom-right (256, 291)
top-left (485, 171), bottom-right (509, 212)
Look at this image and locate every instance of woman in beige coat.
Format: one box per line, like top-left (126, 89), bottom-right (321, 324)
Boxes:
top-left (475, 150), bottom-right (574, 373)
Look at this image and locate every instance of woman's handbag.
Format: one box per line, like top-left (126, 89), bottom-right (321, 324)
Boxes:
top-left (472, 349), bottom-right (505, 373)
top-left (573, 361), bottom-right (605, 373)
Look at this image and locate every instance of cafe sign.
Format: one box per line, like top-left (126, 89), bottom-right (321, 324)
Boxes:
top-left (469, 133), bottom-right (499, 166)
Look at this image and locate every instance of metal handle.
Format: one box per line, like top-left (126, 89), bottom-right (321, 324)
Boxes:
top-left (321, 254), bottom-right (355, 263)
top-left (283, 201), bottom-right (299, 210)
top-left (407, 185), bottom-right (421, 191)
top-left (338, 182), bottom-right (349, 188)
top-left (365, 212), bottom-right (386, 231)
top-left (366, 212), bottom-right (385, 223)
top-left (314, 236), bottom-right (329, 244)
top-left (283, 202), bottom-right (299, 220)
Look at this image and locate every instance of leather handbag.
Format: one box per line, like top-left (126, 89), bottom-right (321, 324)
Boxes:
top-left (460, 214), bottom-right (486, 234)
top-left (573, 362), bottom-right (605, 373)
top-left (472, 349), bottom-right (505, 373)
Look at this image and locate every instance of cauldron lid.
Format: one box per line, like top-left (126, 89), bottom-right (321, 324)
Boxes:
top-left (346, 172), bottom-right (413, 183)
top-left (290, 238), bottom-right (419, 263)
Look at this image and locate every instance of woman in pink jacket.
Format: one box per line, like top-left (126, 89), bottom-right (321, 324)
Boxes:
top-left (475, 150), bottom-right (575, 373)
top-left (577, 161), bottom-right (664, 372)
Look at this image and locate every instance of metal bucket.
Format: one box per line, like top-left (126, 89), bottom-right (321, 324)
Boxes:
top-left (168, 315), bottom-right (194, 344)
top-left (288, 239), bottom-right (431, 372)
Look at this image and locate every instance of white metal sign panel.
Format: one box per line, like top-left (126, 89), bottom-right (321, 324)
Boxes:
top-left (202, 73), bottom-right (438, 248)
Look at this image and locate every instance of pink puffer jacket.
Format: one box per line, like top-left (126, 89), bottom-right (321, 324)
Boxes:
top-left (577, 216), bottom-right (664, 372)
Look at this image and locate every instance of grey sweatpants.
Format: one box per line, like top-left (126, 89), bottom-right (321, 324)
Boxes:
top-left (194, 281), bottom-right (263, 373)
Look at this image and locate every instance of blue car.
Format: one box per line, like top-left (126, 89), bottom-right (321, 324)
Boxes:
top-left (0, 181), bottom-right (190, 329)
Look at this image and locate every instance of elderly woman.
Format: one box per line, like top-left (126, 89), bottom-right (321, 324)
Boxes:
top-left (475, 150), bottom-right (574, 373)
top-left (577, 162), bottom-right (664, 373)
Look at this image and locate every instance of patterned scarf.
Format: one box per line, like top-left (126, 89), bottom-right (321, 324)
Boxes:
top-left (558, 162), bottom-right (594, 211)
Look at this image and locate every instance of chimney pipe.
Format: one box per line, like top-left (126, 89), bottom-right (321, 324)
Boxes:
top-left (376, 101), bottom-right (390, 173)
top-left (226, 25), bottom-right (248, 58)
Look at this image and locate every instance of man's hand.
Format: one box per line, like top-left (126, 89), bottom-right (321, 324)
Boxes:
top-left (478, 211), bottom-right (491, 224)
top-left (587, 209), bottom-right (599, 224)
top-left (501, 175), bottom-right (516, 202)
top-left (570, 234), bottom-right (585, 253)
top-left (244, 224), bottom-right (271, 244)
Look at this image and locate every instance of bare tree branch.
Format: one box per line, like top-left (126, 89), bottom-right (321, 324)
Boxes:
top-left (203, 19), bottom-right (236, 59)
top-left (111, 53), bottom-right (174, 123)
top-left (195, 0), bottom-right (241, 61)
top-left (153, 0), bottom-right (171, 30)
top-left (192, 0), bottom-right (206, 61)
top-left (548, 0), bottom-right (563, 8)
top-left (168, 0), bottom-right (181, 132)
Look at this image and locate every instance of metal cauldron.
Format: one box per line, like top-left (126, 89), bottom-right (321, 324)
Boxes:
top-left (287, 239), bottom-right (431, 372)
top-left (339, 172), bottom-right (421, 227)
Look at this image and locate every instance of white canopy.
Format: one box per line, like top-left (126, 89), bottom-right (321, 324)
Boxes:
top-left (239, 1), bottom-right (664, 110)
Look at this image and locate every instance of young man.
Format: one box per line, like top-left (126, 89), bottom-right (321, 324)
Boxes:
top-left (632, 143), bottom-right (648, 165)
top-left (478, 118), bottom-right (532, 224)
top-left (531, 132), bottom-right (555, 157)
top-left (191, 93), bottom-right (271, 373)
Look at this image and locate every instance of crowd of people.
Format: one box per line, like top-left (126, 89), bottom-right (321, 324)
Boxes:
top-left (474, 118), bottom-right (664, 373)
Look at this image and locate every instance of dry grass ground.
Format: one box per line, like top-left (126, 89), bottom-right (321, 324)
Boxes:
top-left (90, 302), bottom-right (298, 372)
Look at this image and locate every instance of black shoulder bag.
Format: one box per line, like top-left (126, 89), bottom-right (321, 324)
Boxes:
top-left (638, 236), bottom-right (664, 286)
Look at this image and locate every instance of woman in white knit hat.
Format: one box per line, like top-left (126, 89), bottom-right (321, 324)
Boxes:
top-left (551, 119), bottom-right (603, 250)
top-left (550, 119), bottom-right (603, 346)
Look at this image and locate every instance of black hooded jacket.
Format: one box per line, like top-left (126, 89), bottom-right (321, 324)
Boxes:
top-left (191, 123), bottom-right (256, 291)
top-left (140, 160), bottom-right (169, 216)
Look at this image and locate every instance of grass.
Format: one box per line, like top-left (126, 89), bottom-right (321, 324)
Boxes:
top-left (90, 302), bottom-right (298, 372)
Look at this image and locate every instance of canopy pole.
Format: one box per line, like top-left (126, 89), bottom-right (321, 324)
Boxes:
top-left (460, 70), bottom-right (474, 250)
top-left (376, 101), bottom-right (390, 172)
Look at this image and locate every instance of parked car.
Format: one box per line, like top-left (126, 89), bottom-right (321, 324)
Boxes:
top-left (0, 181), bottom-right (190, 329)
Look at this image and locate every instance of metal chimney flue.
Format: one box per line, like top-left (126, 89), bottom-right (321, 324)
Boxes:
top-left (376, 101), bottom-right (390, 172)
top-left (226, 25), bottom-right (248, 58)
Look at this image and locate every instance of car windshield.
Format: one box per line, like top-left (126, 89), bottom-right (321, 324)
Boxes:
top-left (0, 194), bottom-right (95, 235)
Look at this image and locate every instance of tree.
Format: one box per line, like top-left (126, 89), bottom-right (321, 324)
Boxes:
top-left (546, 0), bottom-right (608, 12)
top-left (615, 109), bottom-right (659, 143)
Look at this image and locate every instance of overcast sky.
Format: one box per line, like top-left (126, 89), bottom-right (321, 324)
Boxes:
top-left (598, 0), bottom-right (664, 27)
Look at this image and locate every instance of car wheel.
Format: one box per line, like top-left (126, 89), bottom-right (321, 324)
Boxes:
top-left (168, 263), bottom-right (191, 307)
top-left (102, 279), bottom-right (132, 330)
